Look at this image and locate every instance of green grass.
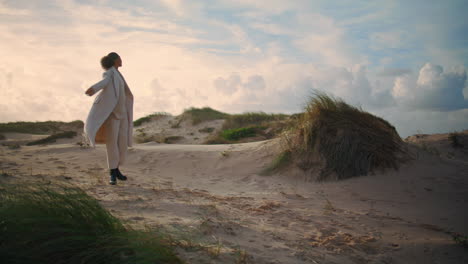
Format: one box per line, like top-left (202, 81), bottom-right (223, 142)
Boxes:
top-left (452, 232), bottom-right (468, 248)
top-left (221, 126), bottom-right (261, 141)
top-left (280, 91), bottom-right (406, 180)
top-left (0, 120), bottom-right (83, 134)
top-left (0, 181), bottom-right (182, 264)
top-left (133, 112), bottom-right (171, 127)
top-left (181, 107), bottom-right (229, 125)
top-left (260, 151), bottom-right (292, 176)
top-left (26, 131), bottom-right (77, 146)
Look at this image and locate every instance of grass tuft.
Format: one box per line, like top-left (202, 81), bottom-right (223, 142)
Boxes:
top-left (0, 181), bottom-right (181, 264)
top-left (133, 112), bottom-right (171, 127)
top-left (260, 151), bottom-right (292, 176)
top-left (180, 107), bottom-right (229, 125)
top-left (222, 112), bottom-right (288, 130)
top-left (280, 91), bottom-right (406, 180)
top-left (221, 126), bottom-right (261, 141)
top-left (448, 132), bottom-right (464, 148)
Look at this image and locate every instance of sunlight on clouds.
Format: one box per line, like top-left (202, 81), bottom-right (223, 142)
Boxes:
top-left (0, 0), bottom-right (466, 137)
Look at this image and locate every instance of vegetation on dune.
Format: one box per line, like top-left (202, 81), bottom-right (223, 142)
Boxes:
top-left (180, 107), bottom-right (229, 125)
top-left (164, 135), bottom-right (184, 144)
top-left (133, 112), bottom-right (171, 127)
top-left (222, 112), bottom-right (289, 130)
top-left (274, 91), bottom-right (406, 180)
top-left (0, 120), bottom-right (83, 134)
top-left (0, 181), bottom-right (182, 264)
top-left (199, 127), bottom-right (215, 133)
top-left (0, 133), bottom-right (4, 140)
top-left (26, 131), bottom-right (78, 146)
top-left (448, 132), bottom-right (464, 148)
top-left (204, 112), bottom-right (294, 144)
top-left (221, 126), bottom-right (263, 141)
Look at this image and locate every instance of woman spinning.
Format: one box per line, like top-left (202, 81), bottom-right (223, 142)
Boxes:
top-left (84, 52), bottom-right (134, 185)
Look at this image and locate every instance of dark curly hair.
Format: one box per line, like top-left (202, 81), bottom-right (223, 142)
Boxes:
top-left (100, 52), bottom-right (120, 70)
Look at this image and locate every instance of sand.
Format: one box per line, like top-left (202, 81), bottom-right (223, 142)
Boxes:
top-left (0, 130), bottom-right (467, 263)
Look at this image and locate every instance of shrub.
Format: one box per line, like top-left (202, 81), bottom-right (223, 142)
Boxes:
top-left (0, 133), bottom-right (5, 140)
top-left (133, 112), bottom-right (170, 127)
top-left (281, 91), bottom-right (406, 180)
top-left (26, 131), bottom-right (77, 146)
top-left (180, 107), bottom-right (229, 125)
top-left (0, 181), bottom-right (182, 264)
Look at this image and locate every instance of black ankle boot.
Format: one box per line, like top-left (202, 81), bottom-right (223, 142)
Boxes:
top-left (116, 168), bottom-right (127, 181)
top-left (109, 169), bottom-right (118, 185)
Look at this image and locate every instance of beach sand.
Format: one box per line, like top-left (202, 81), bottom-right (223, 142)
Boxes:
top-left (1, 130), bottom-right (467, 263)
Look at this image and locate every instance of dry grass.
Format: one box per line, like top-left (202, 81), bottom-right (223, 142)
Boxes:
top-left (281, 91), bottom-right (406, 180)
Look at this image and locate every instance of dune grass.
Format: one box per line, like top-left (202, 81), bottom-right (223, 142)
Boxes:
top-left (133, 112), bottom-right (171, 127)
top-left (0, 181), bottom-right (182, 264)
top-left (222, 112), bottom-right (289, 130)
top-left (221, 126), bottom-right (262, 141)
top-left (26, 131), bottom-right (78, 146)
top-left (277, 91), bottom-right (406, 180)
top-left (448, 132), bottom-right (464, 148)
top-left (0, 120), bottom-right (83, 134)
top-left (180, 107), bottom-right (229, 125)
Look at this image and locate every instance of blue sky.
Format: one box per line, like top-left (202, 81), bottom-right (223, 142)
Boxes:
top-left (0, 0), bottom-right (467, 137)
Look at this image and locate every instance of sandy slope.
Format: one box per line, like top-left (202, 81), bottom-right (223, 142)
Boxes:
top-left (1, 133), bottom-right (467, 263)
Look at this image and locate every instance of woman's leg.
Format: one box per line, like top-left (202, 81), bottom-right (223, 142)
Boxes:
top-left (105, 114), bottom-right (121, 170)
top-left (117, 115), bottom-right (128, 167)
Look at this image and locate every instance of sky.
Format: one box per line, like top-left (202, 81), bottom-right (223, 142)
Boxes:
top-left (0, 0), bottom-right (467, 137)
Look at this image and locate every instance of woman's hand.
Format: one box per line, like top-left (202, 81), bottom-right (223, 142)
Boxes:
top-left (85, 87), bottom-right (95, 96)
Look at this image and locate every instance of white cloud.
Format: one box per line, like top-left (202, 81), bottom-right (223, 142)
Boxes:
top-left (392, 63), bottom-right (468, 111)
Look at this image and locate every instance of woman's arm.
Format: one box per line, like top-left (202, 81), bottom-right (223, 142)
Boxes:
top-left (85, 71), bottom-right (112, 96)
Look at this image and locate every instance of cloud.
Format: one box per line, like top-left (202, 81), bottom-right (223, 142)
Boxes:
top-left (214, 74), bottom-right (241, 95)
top-left (392, 63), bottom-right (468, 111)
top-left (377, 68), bottom-right (412, 77)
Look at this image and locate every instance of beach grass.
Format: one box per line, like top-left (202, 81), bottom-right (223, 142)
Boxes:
top-left (0, 120), bottom-right (83, 134)
top-left (181, 107), bottom-right (229, 125)
top-left (0, 181), bottom-right (182, 264)
top-left (448, 132), bottom-right (464, 148)
top-left (222, 112), bottom-right (289, 130)
top-left (133, 112), bottom-right (171, 127)
top-left (278, 91), bottom-right (406, 180)
top-left (26, 131), bottom-right (78, 146)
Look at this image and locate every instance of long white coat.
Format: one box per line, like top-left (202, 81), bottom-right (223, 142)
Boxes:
top-left (84, 67), bottom-right (134, 147)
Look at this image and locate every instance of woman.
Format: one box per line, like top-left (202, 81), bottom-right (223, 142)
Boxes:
top-left (84, 52), bottom-right (134, 185)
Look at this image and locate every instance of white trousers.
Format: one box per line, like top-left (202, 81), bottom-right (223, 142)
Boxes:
top-left (104, 113), bottom-right (128, 169)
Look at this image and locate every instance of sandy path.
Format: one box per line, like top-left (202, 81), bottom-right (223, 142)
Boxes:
top-left (1, 140), bottom-right (467, 264)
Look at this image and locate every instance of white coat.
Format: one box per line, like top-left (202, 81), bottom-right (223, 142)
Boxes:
top-left (84, 67), bottom-right (134, 147)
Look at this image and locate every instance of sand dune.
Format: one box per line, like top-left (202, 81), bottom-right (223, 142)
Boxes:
top-left (1, 131), bottom-right (467, 263)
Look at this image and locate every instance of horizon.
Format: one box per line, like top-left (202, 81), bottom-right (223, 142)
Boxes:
top-left (0, 0), bottom-right (467, 138)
